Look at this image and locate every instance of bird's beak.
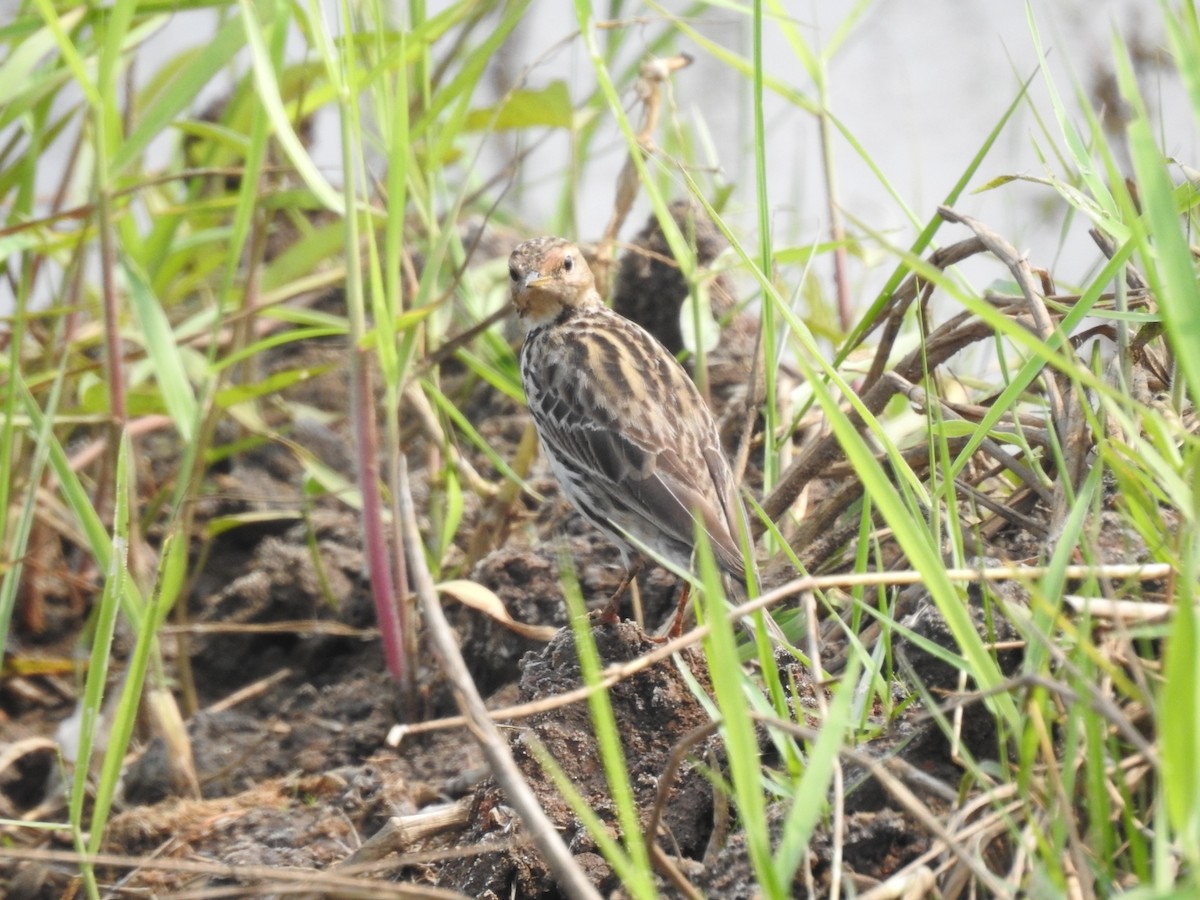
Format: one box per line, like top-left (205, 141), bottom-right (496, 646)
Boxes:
top-left (513, 271), bottom-right (544, 319)
top-left (520, 271), bottom-right (546, 291)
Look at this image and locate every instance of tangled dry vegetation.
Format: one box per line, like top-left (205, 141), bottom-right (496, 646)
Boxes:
top-left (1, 189), bottom-right (1182, 897)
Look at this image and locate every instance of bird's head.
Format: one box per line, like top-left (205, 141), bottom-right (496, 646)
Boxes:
top-left (508, 236), bottom-right (599, 325)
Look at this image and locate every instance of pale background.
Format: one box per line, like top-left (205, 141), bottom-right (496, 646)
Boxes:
top-left (2, 1), bottom-right (1191, 313)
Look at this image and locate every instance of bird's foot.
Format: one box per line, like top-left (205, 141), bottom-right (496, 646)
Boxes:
top-left (596, 600), bottom-right (621, 626)
top-left (595, 561), bottom-right (642, 626)
top-left (666, 583), bottom-right (692, 639)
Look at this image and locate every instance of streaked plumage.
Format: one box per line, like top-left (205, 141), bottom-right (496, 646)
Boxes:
top-left (509, 235), bottom-right (750, 625)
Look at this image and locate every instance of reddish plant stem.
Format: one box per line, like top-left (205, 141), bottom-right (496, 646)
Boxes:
top-left (352, 354), bottom-right (408, 688)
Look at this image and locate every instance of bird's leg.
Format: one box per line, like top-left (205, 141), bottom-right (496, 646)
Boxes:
top-left (666, 582), bottom-right (692, 638)
top-left (599, 558), bottom-right (644, 624)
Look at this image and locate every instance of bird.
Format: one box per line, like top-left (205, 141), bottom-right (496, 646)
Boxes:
top-left (611, 200), bottom-right (771, 452)
top-left (509, 235), bottom-right (781, 640)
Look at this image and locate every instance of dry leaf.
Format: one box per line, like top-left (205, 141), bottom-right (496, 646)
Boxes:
top-left (436, 579), bottom-right (558, 641)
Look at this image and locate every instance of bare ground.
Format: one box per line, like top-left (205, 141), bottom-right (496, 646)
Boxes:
top-left (0, 208), bottom-right (1171, 898)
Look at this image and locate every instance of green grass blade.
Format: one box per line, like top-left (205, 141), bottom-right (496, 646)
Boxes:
top-left (88, 523), bottom-right (187, 855)
top-left (123, 257), bottom-right (198, 441)
top-left (775, 655), bottom-right (858, 882)
top-left (695, 527), bottom-right (784, 897)
top-left (67, 431), bottom-right (131, 900)
top-left (237, 0), bottom-right (343, 214)
top-left (1114, 35), bottom-right (1200, 404)
top-left (559, 560), bottom-right (654, 897)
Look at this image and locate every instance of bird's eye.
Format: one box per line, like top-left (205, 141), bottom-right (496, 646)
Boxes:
top-left (508, 265), bottom-right (519, 282)
top-left (562, 254), bottom-right (574, 273)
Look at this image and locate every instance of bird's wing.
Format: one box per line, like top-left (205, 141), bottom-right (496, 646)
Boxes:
top-left (631, 449), bottom-right (747, 580)
top-left (525, 315), bottom-right (745, 577)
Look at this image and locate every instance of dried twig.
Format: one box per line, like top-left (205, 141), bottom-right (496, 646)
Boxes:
top-left (395, 563), bottom-right (1172, 738)
top-left (395, 454), bottom-right (602, 900)
top-left (0, 846), bottom-right (469, 899)
top-left (594, 53), bottom-right (693, 295)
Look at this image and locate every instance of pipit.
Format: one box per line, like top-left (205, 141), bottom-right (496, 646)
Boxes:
top-left (509, 235), bottom-right (781, 641)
